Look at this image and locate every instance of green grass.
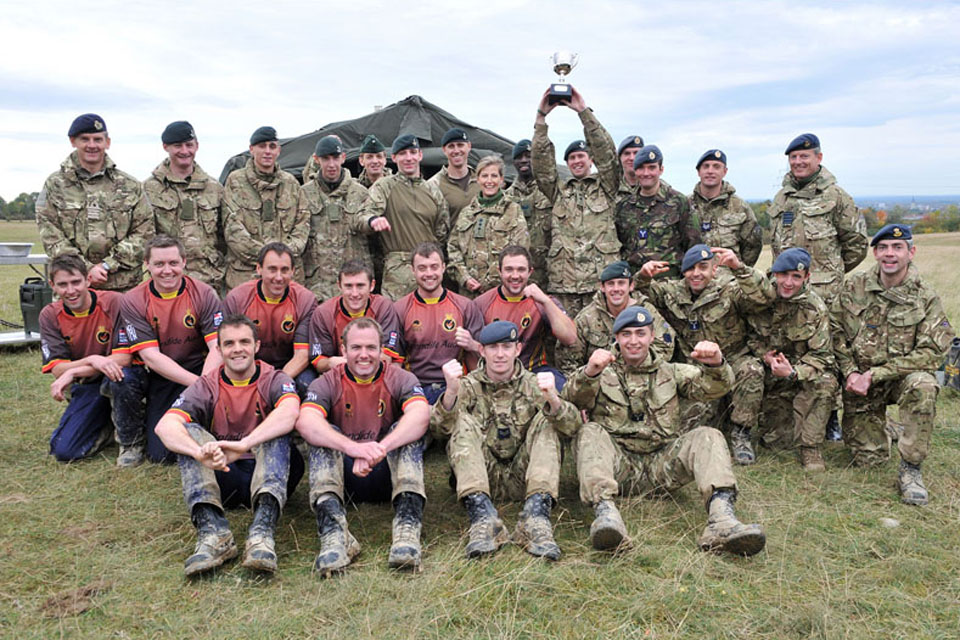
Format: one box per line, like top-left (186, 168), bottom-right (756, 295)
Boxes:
top-left (1, 224), bottom-right (959, 638)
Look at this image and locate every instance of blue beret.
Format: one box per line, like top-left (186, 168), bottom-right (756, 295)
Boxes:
top-left (68, 113), bottom-right (106, 137)
top-left (771, 247), bottom-right (811, 273)
top-left (617, 135), bottom-right (645, 157)
top-left (391, 134), bottom-right (420, 154)
top-left (478, 320), bottom-right (520, 345)
top-left (161, 121), bottom-right (195, 145)
top-left (871, 224), bottom-right (912, 246)
top-left (564, 139), bottom-right (588, 161)
top-left (633, 144), bottom-right (663, 169)
top-left (314, 135), bottom-right (343, 157)
top-left (250, 126), bottom-right (278, 145)
top-left (512, 139), bottom-right (532, 159)
top-left (785, 133), bottom-right (820, 155)
top-left (441, 128), bottom-right (469, 147)
top-left (613, 306), bottom-right (654, 334)
top-left (359, 134), bottom-right (385, 154)
top-left (681, 244), bottom-right (714, 273)
top-left (696, 149), bottom-right (726, 169)
top-left (600, 260), bottom-right (632, 282)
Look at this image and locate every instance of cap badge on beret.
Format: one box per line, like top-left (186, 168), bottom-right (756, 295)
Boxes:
top-left (893, 227), bottom-right (902, 238)
top-left (648, 151), bottom-right (656, 160)
top-left (714, 150), bottom-right (722, 158)
top-left (797, 262), bottom-right (804, 270)
top-left (94, 120), bottom-right (103, 131)
top-left (636, 311), bottom-right (646, 323)
top-left (510, 328), bottom-right (517, 339)
top-left (701, 249), bottom-right (708, 258)
top-left (634, 136), bottom-right (641, 144)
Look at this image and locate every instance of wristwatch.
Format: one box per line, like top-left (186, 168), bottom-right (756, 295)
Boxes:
top-left (100, 260), bottom-right (111, 273)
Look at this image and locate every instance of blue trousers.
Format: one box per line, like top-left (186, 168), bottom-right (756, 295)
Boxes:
top-left (50, 380), bottom-right (112, 462)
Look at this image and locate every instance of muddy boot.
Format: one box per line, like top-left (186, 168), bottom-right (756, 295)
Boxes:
top-left (730, 426), bottom-right (755, 465)
top-left (514, 493), bottom-right (561, 560)
top-left (242, 494), bottom-right (280, 573)
top-left (388, 492), bottom-right (424, 571)
top-left (117, 443), bottom-right (145, 468)
top-left (589, 499), bottom-right (629, 551)
top-left (799, 446), bottom-right (826, 472)
top-left (462, 492), bottom-right (509, 559)
top-left (825, 411), bottom-right (842, 442)
top-left (898, 460), bottom-right (929, 506)
top-left (698, 489), bottom-right (765, 556)
top-left (313, 493), bottom-right (360, 577)
top-left (185, 503), bottom-right (238, 576)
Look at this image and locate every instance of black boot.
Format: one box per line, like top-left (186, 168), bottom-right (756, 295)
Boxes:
top-left (389, 492), bottom-right (424, 571)
top-left (462, 492), bottom-right (509, 558)
top-left (825, 411), bottom-right (842, 441)
top-left (185, 503), bottom-right (237, 577)
top-left (313, 493), bottom-right (360, 577)
top-left (243, 494), bottom-right (280, 573)
top-left (515, 493), bottom-right (561, 560)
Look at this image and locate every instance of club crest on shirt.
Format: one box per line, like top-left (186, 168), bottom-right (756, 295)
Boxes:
top-left (344, 402), bottom-right (353, 417)
top-left (281, 314), bottom-right (296, 334)
top-left (377, 399), bottom-right (386, 417)
top-left (183, 309), bottom-right (197, 329)
top-left (520, 313), bottom-right (532, 329)
top-left (442, 313), bottom-right (457, 332)
top-left (410, 319), bottom-right (422, 332)
top-left (96, 325), bottom-right (110, 344)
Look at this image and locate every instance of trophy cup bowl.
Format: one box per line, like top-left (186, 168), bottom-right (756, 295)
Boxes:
top-left (548, 51), bottom-right (579, 104)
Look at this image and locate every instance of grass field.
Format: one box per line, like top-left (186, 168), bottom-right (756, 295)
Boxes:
top-left (1, 222), bottom-right (959, 639)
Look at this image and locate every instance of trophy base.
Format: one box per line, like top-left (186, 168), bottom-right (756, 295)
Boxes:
top-left (548, 83), bottom-right (573, 104)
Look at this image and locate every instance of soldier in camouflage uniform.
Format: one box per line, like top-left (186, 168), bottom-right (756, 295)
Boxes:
top-left (223, 127), bottom-right (307, 291)
top-left (638, 246), bottom-right (770, 464)
top-left (144, 121), bottom-right (225, 291)
top-left (559, 306), bottom-right (766, 556)
top-left (689, 149), bottom-right (761, 267)
top-left (432, 321), bottom-right (579, 560)
top-left (358, 134), bottom-right (450, 300)
top-left (37, 114), bottom-right (152, 292)
top-left (505, 139), bottom-right (552, 289)
top-left (746, 248), bottom-right (837, 470)
top-left (556, 260), bottom-right (674, 375)
top-left (298, 136), bottom-right (371, 301)
top-left (615, 135), bottom-right (644, 207)
top-left (617, 145), bottom-right (701, 281)
top-left (427, 128), bottom-right (480, 227)
top-left (447, 155), bottom-right (530, 297)
top-left (356, 135), bottom-right (393, 188)
top-left (532, 87), bottom-right (622, 318)
top-left (831, 224), bottom-right (954, 505)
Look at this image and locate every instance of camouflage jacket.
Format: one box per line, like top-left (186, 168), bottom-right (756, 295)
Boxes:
top-left (616, 180), bottom-right (701, 280)
top-left (831, 264), bottom-right (954, 383)
top-left (36, 152), bottom-right (152, 291)
top-left (429, 361), bottom-right (580, 453)
top-left (560, 351), bottom-right (733, 452)
top-left (768, 167), bottom-right (867, 300)
top-left (222, 159), bottom-right (307, 288)
top-left (504, 177), bottom-right (552, 287)
top-left (747, 283), bottom-right (835, 381)
top-left (299, 170), bottom-right (371, 301)
top-left (555, 289), bottom-right (675, 374)
top-left (640, 264), bottom-right (771, 361)
top-left (358, 166), bottom-right (393, 189)
top-left (446, 193), bottom-right (530, 290)
top-left (145, 160), bottom-right (225, 289)
top-left (358, 172), bottom-right (450, 253)
top-left (689, 181), bottom-right (762, 267)
top-left (532, 109), bottom-right (621, 294)
top-left (427, 165), bottom-right (480, 227)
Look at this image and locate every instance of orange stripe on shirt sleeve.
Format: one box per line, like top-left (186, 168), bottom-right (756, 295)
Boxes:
top-left (204, 332), bottom-right (218, 343)
top-left (274, 393), bottom-right (300, 408)
top-left (130, 339), bottom-right (160, 353)
top-left (302, 402), bottom-right (328, 417)
top-left (41, 358), bottom-right (70, 374)
top-left (402, 396), bottom-right (428, 411)
top-left (166, 408), bottom-right (192, 422)
top-left (311, 353), bottom-right (329, 368)
top-left (382, 347), bottom-right (403, 363)
top-left (293, 342), bottom-right (308, 351)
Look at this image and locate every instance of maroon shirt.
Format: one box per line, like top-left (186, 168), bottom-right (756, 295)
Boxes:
top-left (303, 362), bottom-right (425, 442)
top-left (223, 279), bottom-right (316, 369)
top-left (40, 290), bottom-right (125, 374)
top-left (309, 294), bottom-right (402, 367)
top-left (474, 286), bottom-right (564, 369)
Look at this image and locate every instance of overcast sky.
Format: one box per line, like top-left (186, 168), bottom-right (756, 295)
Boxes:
top-left (2, 0), bottom-right (958, 202)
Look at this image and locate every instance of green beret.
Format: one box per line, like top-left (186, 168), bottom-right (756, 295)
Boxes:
top-left (314, 135), bottom-right (343, 157)
top-left (441, 128), bottom-right (469, 147)
top-left (359, 134), bottom-right (385, 154)
top-left (68, 113), bottom-right (106, 137)
top-left (162, 121), bottom-right (195, 145)
top-left (478, 320), bottom-right (519, 345)
top-left (512, 139), bottom-right (532, 159)
top-left (564, 139), bottom-right (587, 161)
top-left (391, 134), bottom-right (420, 154)
top-left (613, 306), bottom-right (653, 334)
top-left (250, 126), bottom-right (278, 145)
top-left (681, 244), bottom-right (714, 273)
top-left (600, 260), bottom-right (632, 282)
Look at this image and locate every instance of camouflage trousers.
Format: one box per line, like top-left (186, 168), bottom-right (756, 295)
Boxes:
top-left (447, 412), bottom-right (561, 503)
top-left (307, 423), bottom-right (425, 508)
top-left (381, 251), bottom-right (416, 301)
top-left (679, 353), bottom-right (764, 433)
top-left (842, 372), bottom-right (938, 466)
top-left (178, 423), bottom-right (292, 512)
top-left (574, 424), bottom-right (737, 507)
top-left (758, 370), bottom-right (837, 449)
top-left (550, 292), bottom-right (593, 320)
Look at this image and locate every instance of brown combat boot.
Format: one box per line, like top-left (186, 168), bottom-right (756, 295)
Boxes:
top-left (185, 504), bottom-right (238, 577)
top-left (799, 446), bottom-right (826, 472)
top-left (463, 492), bottom-right (509, 558)
top-left (388, 492), bottom-right (424, 571)
top-left (514, 493), bottom-right (560, 560)
top-left (698, 489), bottom-right (765, 556)
top-left (313, 493), bottom-right (360, 577)
top-left (898, 460), bottom-right (929, 506)
top-left (242, 494), bottom-right (280, 573)
top-left (589, 499), bottom-right (629, 551)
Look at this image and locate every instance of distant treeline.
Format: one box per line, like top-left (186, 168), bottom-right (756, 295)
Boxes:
top-left (1, 193), bottom-right (38, 221)
top-left (748, 201), bottom-right (960, 238)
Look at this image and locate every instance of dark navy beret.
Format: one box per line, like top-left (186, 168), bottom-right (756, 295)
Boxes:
top-left (478, 320), bottom-right (520, 345)
top-left (613, 306), bottom-right (654, 334)
top-left (633, 144), bottom-right (663, 169)
top-left (696, 149), bottom-right (726, 169)
top-left (314, 135), bottom-right (343, 157)
top-left (564, 139), bottom-right (587, 161)
top-left (785, 133), bottom-right (820, 155)
top-left (771, 247), bottom-right (811, 273)
top-left (617, 135), bottom-right (645, 157)
top-left (250, 126), bottom-right (278, 145)
top-left (681, 244), bottom-right (714, 273)
top-left (391, 134), bottom-right (420, 154)
top-left (600, 260), bottom-right (632, 282)
top-left (68, 113), bottom-right (106, 137)
top-left (441, 128), bottom-right (469, 147)
top-left (161, 121), bottom-right (195, 145)
top-left (871, 224), bottom-right (913, 246)
top-left (512, 139), bottom-right (532, 159)
top-left (359, 134), bottom-right (385, 154)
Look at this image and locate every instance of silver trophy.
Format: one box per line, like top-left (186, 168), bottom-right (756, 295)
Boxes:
top-left (548, 51), bottom-right (579, 104)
